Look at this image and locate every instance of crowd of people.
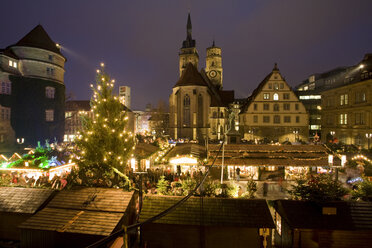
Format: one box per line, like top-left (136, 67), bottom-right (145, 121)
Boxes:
top-left (0, 171), bottom-right (69, 190)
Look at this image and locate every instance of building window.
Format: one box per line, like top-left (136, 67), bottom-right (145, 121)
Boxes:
top-left (340, 94), bottom-right (348, 105)
top-left (274, 104), bottom-right (279, 111)
top-left (284, 116), bottom-right (291, 123)
top-left (263, 116), bottom-right (270, 123)
top-left (280, 83), bottom-right (284, 89)
top-left (45, 87), bottom-right (55, 99)
top-left (274, 83), bottom-right (279, 90)
top-left (268, 83), bottom-right (272, 89)
top-left (273, 93), bottom-right (279, 101)
top-left (283, 93), bottom-right (290, 100)
top-left (253, 115), bottom-right (258, 123)
top-left (46, 110), bottom-right (54, 122)
top-left (48, 55), bottom-right (53, 61)
top-left (0, 82), bottom-right (11, 95)
top-left (355, 113), bottom-right (365, 125)
top-left (213, 111), bottom-right (217, 118)
top-left (296, 116), bottom-right (300, 123)
top-left (276, 212), bottom-right (282, 236)
top-left (263, 104), bottom-right (269, 110)
top-left (295, 104), bottom-right (299, 110)
top-left (46, 67), bottom-right (55, 76)
top-left (283, 103), bottom-right (290, 110)
top-left (339, 113), bottom-right (347, 125)
top-left (274, 115), bottom-right (280, 124)
top-left (263, 93), bottom-right (270, 100)
top-left (183, 94), bottom-right (190, 126)
top-left (355, 92), bottom-right (366, 103)
top-left (0, 106), bottom-right (11, 121)
top-left (8, 60), bottom-right (17, 68)
top-left (254, 104), bottom-right (257, 111)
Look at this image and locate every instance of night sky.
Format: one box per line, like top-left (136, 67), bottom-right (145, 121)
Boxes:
top-left (1, 0), bottom-right (371, 110)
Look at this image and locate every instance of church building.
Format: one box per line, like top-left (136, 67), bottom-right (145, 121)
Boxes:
top-left (169, 14), bottom-right (234, 141)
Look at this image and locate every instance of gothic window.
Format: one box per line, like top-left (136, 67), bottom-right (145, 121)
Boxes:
top-left (183, 94), bottom-right (190, 126)
top-left (273, 93), bottom-right (279, 101)
top-left (198, 94), bottom-right (203, 126)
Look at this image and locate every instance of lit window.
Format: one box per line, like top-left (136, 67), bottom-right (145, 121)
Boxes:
top-left (273, 93), bottom-right (279, 101)
top-left (274, 83), bottom-right (279, 90)
top-left (45, 87), bottom-right (55, 99)
top-left (340, 94), bottom-right (348, 105)
top-left (339, 114), bottom-right (347, 125)
top-left (0, 106), bottom-right (11, 121)
top-left (310, 125), bottom-right (321, 130)
top-left (8, 60), bottom-right (17, 68)
top-left (263, 93), bottom-right (270, 100)
top-left (0, 82), bottom-right (11, 95)
top-left (46, 110), bottom-right (54, 122)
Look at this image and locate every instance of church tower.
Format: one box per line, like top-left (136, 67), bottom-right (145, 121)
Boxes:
top-left (205, 41), bottom-right (223, 89)
top-left (179, 13), bottom-right (199, 77)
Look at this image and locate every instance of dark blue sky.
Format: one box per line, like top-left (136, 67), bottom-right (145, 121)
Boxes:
top-left (1, 0), bottom-right (371, 110)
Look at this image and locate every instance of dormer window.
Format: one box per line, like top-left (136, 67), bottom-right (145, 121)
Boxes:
top-left (8, 60), bottom-right (17, 68)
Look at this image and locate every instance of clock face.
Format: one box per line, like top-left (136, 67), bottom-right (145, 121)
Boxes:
top-left (209, 70), bottom-right (217, 78)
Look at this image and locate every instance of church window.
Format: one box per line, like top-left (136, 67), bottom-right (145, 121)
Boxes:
top-left (274, 83), bottom-right (279, 90)
top-left (274, 104), bottom-right (279, 111)
top-left (183, 94), bottom-right (190, 126)
top-left (274, 115), bottom-right (280, 124)
top-left (264, 93), bottom-right (270, 100)
top-left (198, 94), bottom-right (203, 126)
top-left (273, 93), bottom-right (279, 101)
top-left (263, 104), bottom-right (269, 110)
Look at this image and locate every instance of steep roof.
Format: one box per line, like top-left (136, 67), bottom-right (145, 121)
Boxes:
top-left (274, 200), bottom-right (372, 230)
top-left (13, 24), bottom-right (63, 56)
top-left (0, 187), bottom-right (54, 214)
top-left (140, 196), bottom-right (275, 228)
top-left (174, 63), bottom-right (209, 87)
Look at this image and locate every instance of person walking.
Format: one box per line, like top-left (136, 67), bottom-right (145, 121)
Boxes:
top-left (236, 167), bottom-right (241, 182)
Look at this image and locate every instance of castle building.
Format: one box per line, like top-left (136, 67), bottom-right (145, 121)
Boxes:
top-left (0, 25), bottom-right (66, 147)
top-left (240, 64), bottom-right (309, 143)
top-left (169, 14), bottom-right (234, 141)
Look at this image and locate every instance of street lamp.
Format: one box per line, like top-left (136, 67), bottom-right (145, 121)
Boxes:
top-left (366, 133), bottom-right (372, 150)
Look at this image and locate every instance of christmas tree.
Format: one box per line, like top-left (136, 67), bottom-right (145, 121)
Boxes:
top-left (74, 63), bottom-right (134, 187)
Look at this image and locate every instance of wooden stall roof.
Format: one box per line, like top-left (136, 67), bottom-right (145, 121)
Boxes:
top-left (207, 144), bottom-right (341, 167)
top-left (46, 187), bottom-right (134, 212)
top-left (140, 196), bottom-right (275, 228)
top-left (165, 144), bottom-right (206, 160)
top-left (19, 188), bottom-right (135, 236)
top-left (0, 187), bottom-right (54, 214)
top-left (19, 208), bottom-right (123, 236)
top-left (134, 143), bottom-right (159, 158)
top-left (274, 200), bottom-right (372, 230)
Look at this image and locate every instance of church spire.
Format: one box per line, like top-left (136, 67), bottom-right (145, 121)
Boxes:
top-left (182, 13), bottom-right (196, 48)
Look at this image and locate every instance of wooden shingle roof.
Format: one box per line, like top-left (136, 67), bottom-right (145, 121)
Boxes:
top-left (140, 196), bottom-right (275, 228)
top-left (0, 187), bottom-right (54, 214)
top-left (19, 188), bottom-right (135, 236)
top-left (19, 208), bottom-right (123, 236)
top-left (46, 187), bottom-right (134, 212)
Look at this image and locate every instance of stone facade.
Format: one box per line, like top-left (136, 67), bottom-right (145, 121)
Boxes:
top-left (240, 64), bottom-right (309, 143)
